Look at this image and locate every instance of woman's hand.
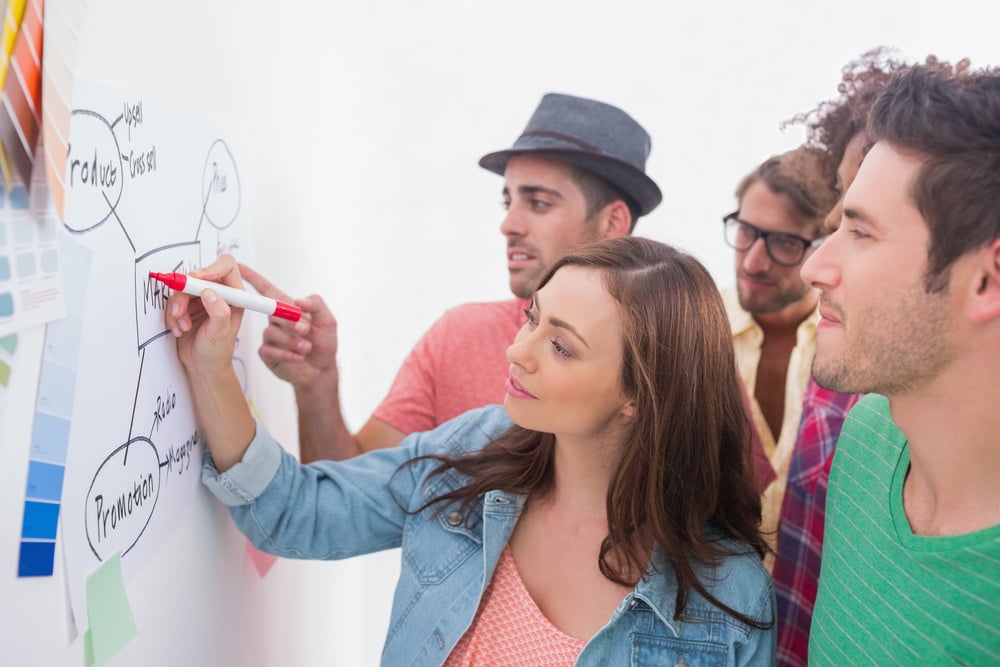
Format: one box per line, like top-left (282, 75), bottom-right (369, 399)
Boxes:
top-left (165, 253), bottom-right (246, 377)
top-left (164, 253), bottom-right (255, 471)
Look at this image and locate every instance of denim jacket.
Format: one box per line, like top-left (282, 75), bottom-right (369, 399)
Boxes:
top-left (203, 405), bottom-right (775, 666)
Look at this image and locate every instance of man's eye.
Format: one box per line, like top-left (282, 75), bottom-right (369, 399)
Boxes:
top-left (772, 236), bottom-right (801, 252)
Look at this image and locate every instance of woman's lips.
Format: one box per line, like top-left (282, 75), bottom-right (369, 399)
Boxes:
top-left (505, 375), bottom-right (537, 399)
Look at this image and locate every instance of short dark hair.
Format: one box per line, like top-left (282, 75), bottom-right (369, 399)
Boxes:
top-left (569, 165), bottom-right (642, 232)
top-left (868, 63), bottom-right (1000, 292)
top-left (735, 145), bottom-right (837, 238)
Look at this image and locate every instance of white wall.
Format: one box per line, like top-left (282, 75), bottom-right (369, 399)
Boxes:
top-left (253, 4), bottom-right (997, 665)
top-left (3, 1), bottom-right (997, 666)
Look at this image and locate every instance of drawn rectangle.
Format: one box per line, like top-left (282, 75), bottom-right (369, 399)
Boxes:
top-left (133, 242), bottom-right (200, 349)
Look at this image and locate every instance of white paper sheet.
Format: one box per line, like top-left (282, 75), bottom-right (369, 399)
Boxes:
top-left (58, 74), bottom-right (253, 630)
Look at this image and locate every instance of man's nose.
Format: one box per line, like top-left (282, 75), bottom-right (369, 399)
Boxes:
top-left (742, 236), bottom-right (771, 273)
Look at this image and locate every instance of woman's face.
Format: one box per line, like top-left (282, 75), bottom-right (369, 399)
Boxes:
top-left (504, 265), bottom-right (633, 442)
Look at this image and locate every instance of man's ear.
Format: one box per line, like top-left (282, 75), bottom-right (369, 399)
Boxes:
top-left (598, 200), bottom-right (633, 239)
top-left (966, 239), bottom-right (1000, 324)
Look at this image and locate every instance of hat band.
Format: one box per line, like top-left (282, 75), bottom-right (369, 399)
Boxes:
top-left (520, 130), bottom-right (604, 155)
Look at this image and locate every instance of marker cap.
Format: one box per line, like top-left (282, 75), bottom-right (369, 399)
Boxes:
top-left (273, 302), bottom-right (302, 322)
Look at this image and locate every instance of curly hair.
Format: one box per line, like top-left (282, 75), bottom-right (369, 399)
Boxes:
top-left (787, 46), bottom-right (971, 168)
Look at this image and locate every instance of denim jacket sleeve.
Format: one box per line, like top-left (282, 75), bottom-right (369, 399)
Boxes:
top-left (201, 405), bottom-right (514, 560)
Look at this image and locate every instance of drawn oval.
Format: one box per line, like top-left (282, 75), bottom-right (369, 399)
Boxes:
top-left (63, 109), bottom-right (125, 233)
top-left (202, 139), bottom-right (241, 230)
top-left (85, 437), bottom-right (161, 562)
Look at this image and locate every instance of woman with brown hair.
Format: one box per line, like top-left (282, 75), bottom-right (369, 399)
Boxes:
top-left (166, 236), bottom-right (774, 666)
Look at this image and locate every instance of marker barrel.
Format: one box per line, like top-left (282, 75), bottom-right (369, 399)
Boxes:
top-left (151, 272), bottom-right (301, 322)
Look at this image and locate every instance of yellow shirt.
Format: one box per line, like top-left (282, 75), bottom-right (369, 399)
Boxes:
top-left (723, 287), bottom-right (818, 567)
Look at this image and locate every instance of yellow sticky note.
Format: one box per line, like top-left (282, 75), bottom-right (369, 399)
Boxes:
top-left (85, 553), bottom-right (138, 665)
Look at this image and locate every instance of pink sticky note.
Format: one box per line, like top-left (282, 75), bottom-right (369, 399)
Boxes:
top-left (245, 538), bottom-right (278, 577)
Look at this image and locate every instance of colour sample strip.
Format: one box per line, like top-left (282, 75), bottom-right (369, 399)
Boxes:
top-left (17, 234), bottom-right (89, 577)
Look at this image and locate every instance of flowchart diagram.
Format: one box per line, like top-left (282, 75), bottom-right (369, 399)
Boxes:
top-left (45, 77), bottom-right (254, 629)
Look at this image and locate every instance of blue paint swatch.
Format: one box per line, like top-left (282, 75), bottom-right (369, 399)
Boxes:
top-left (0, 292), bottom-right (12, 317)
top-left (9, 185), bottom-right (28, 209)
top-left (35, 361), bottom-right (76, 417)
top-left (18, 542), bottom-right (56, 577)
top-left (16, 251), bottom-right (35, 276)
top-left (26, 460), bottom-right (66, 501)
top-left (21, 501), bottom-right (60, 539)
top-left (0, 256), bottom-right (9, 279)
top-left (29, 412), bottom-right (71, 461)
top-left (13, 217), bottom-right (34, 243)
top-left (41, 248), bottom-right (59, 273)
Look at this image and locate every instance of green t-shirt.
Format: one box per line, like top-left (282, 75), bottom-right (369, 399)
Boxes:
top-left (810, 394), bottom-right (1000, 666)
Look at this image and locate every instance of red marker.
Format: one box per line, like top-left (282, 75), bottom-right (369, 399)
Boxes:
top-left (149, 271), bottom-right (301, 322)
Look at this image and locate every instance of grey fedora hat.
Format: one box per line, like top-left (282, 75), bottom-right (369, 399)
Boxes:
top-left (479, 93), bottom-right (663, 216)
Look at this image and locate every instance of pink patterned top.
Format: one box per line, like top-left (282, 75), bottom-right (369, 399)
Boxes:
top-left (444, 546), bottom-right (587, 667)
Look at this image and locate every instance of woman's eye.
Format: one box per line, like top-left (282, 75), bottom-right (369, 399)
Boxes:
top-left (522, 307), bottom-right (538, 326)
top-left (551, 340), bottom-right (572, 358)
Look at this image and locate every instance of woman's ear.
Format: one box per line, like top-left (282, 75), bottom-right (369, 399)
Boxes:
top-left (620, 399), bottom-right (635, 419)
top-left (966, 239), bottom-right (1000, 324)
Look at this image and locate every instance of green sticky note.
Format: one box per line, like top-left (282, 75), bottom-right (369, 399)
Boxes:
top-left (0, 333), bottom-right (15, 354)
top-left (85, 553), bottom-right (138, 665)
top-left (83, 630), bottom-right (95, 666)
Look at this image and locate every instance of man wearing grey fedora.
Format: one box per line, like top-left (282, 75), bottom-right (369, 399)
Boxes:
top-left (241, 93), bottom-right (772, 486)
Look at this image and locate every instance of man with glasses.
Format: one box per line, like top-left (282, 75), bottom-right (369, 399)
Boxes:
top-left (721, 145), bottom-right (837, 566)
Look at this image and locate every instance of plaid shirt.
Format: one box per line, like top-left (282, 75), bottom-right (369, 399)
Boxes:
top-left (772, 379), bottom-right (862, 667)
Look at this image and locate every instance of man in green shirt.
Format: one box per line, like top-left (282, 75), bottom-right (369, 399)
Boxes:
top-left (800, 63), bottom-right (1000, 664)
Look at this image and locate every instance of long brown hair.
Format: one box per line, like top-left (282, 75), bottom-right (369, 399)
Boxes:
top-left (402, 237), bottom-right (766, 625)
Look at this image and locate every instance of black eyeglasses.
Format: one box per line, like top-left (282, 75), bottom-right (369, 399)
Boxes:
top-left (722, 212), bottom-right (822, 267)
